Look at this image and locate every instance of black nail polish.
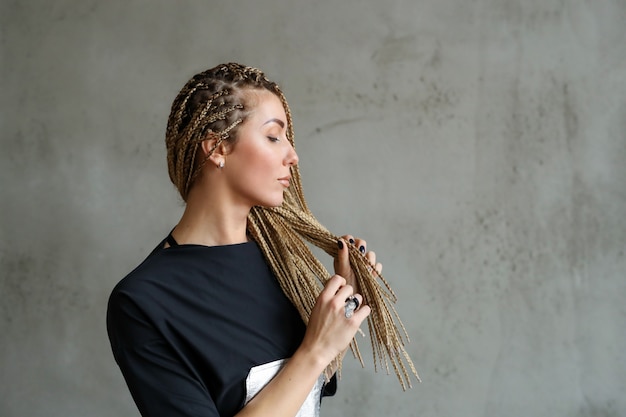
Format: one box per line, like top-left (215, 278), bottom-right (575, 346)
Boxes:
top-left (338, 240), bottom-right (344, 249)
top-left (349, 238), bottom-right (355, 244)
top-left (359, 245), bottom-right (365, 254)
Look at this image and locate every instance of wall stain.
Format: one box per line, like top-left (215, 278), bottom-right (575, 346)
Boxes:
top-left (312, 117), bottom-right (366, 135)
top-left (371, 34), bottom-right (420, 65)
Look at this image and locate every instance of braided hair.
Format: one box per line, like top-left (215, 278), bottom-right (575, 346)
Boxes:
top-left (165, 63), bottom-right (419, 388)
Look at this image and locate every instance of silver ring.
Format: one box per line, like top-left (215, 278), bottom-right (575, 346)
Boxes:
top-left (344, 296), bottom-right (360, 318)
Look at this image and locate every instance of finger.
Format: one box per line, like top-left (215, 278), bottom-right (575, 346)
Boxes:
top-left (334, 284), bottom-right (355, 305)
top-left (365, 250), bottom-right (376, 265)
top-left (342, 234), bottom-right (356, 246)
top-left (375, 262), bottom-right (383, 275)
top-left (354, 238), bottom-right (367, 255)
top-left (321, 274), bottom-right (347, 300)
top-left (350, 304), bottom-right (371, 323)
top-left (334, 238), bottom-right (351, 278)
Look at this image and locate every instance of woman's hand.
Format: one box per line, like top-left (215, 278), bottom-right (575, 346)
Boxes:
top-left (334, 235), bottom-right (383, 293)
top-left (298, 275), bottom-right (370, 367)
top-left (296, 235), bottom-right (383, 370)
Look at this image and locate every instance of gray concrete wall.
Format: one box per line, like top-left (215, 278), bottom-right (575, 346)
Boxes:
top-left (1, 1), bottom-right (625, 416)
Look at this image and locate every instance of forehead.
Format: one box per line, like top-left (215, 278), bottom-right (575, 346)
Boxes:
top-left (245, 90), bottom-right (286, 125)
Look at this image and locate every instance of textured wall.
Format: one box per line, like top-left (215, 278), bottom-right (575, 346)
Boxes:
top-left (1, 1), bottom-right (625, 416)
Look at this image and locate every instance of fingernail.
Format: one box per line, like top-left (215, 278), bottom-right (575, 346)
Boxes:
top-left (337, 240), bottom-right (344, 249)
top-left (359, 245), bottom-right (365, 254)
top-left (349, 238), bottom-right (355, 244)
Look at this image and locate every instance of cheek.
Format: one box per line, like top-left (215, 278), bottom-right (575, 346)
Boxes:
top-left (251, 146), bottom-right (279, 170)
top-left (237, 147), bottom-right (275, 177)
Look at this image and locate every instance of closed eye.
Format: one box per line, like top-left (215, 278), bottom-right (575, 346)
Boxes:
top-left (267, 136), bottom-right (280, 142)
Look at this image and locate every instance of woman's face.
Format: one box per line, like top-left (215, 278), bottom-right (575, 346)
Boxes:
top-left (221, 90), bottom-right (299, 208)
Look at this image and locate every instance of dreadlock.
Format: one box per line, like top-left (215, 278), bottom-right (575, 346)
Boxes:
top-left (165, 63), bottom-right (419, 389)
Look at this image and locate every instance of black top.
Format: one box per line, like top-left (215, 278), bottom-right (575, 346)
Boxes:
top-left (107, 238), bottom-right (335, 417)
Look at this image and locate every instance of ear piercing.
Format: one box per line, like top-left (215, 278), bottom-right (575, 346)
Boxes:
top-left (218, 160), bottom-right (225, 168)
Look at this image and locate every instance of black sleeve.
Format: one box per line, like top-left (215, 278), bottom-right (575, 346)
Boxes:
top-left (107, 290), bottom-right (220, 417)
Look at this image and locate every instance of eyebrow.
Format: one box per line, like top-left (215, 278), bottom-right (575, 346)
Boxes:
top-left (262, 118), bottom-right (285, 128)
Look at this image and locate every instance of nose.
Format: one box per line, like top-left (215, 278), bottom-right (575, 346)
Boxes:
top-left (286, 142), bottom-right (299, 166)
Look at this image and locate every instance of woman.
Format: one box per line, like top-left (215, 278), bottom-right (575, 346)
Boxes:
top-left (107, 63), bottom-right (416, 417)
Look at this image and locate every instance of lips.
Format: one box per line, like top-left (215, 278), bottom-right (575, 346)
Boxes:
top-left (278, 176), bottom-right (291, 188)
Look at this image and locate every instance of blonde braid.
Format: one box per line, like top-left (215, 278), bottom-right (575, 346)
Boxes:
top-left (166, 63), bottom-right (419, 389)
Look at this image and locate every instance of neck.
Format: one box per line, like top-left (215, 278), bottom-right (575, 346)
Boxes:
top-left (172, 184), bottom-right (251, 247)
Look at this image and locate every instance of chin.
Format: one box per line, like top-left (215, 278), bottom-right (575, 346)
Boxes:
top-left (256, 196), bottom-right (285, 208)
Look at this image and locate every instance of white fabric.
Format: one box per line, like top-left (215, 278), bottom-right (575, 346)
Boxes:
top-left (245, 359), bottom-right (324, 417)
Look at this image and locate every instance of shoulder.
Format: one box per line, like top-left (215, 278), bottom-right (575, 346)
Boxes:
top-left (106, 239), bottom-right (195, 317)
top-left (106, 242), bottom-right (203, 348)
top-left (109, 244), bottom-right (170, 298)
top-left (107, 240), bottom-right (268, 312)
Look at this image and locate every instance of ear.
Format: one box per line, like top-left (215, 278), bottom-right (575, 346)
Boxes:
top-left (200, 135), bottom-right (228, 168)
